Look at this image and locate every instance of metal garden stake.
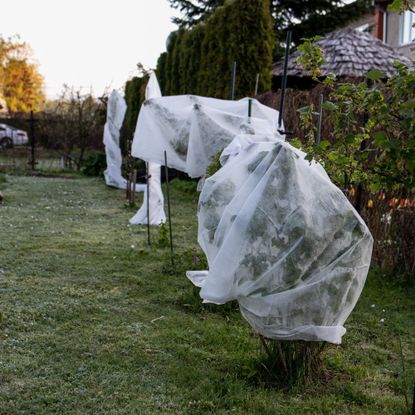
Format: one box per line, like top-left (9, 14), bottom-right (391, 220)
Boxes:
top-left (278, 30), bottom-right (292, 134)
top-left (230, 61), bottom-right (237, 100)
top-left (316, 94), bottom-right (324, 145)
top-left (146, 162), bottom-right (151, 245)
top-left (164, 151), bottom-right (174, 266)
top-left (254, 73), bottom-right (260, 96)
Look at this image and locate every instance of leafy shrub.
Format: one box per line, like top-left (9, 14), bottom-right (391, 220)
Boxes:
top-left (170, 177), bottom-right (198, 194)
top-left (206, 151), bottom-right (222, 176)
top-left (294, 31), bottom-right (415, 279)
top-left (81, 151), bottom-right (106, 176)
top-left (157, 223), bottom-right (170, 248)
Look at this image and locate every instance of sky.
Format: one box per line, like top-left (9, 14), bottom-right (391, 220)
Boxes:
top-left (1, 0), bottom-right (179, 98)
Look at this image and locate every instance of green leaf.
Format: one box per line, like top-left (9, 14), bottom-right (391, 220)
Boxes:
top-left (405, 157), bottom-right (415, 175)
top-left (373, 131), bottom-right (388, 145)
top-left (369, 182), bottom-right (381, 193)
top-left (345, 134), bottom-right (356, 144)
top-left (322, 101), bottom-right (337, 111)
top-left (327, 152), bottom-right (339, 162)
top-left (366, 68), bottom-right (386, 81)
top-left (360, 152), bottom-right (368, 161)
top-left (400, 99), bottom-right (415, 110)
top-left (319, 140), bottom-right (330, 150)
top-left (297, 106), bottom-right (312, 114)
top-left (388, 0), bottom-right (403, 13)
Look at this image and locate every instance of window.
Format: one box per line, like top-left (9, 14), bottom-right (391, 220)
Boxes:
top-left (356, 23), bottom-right (370, 33)
top-left (401, 10), bottom-right (415, 45)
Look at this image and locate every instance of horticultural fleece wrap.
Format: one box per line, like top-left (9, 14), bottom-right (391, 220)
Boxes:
top-left (188, 135), bottom-right (373, 344)
top-left (131, 95), bottom-right (283, 178)
top-left (103, 90), bottom-right (145, 192)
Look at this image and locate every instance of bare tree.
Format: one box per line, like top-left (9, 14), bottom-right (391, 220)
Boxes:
top-left (38, 85), bottom-right (106, 169)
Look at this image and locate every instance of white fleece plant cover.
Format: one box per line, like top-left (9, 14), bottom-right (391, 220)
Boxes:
top-left (188, 135), bottom-right (373, 344)
top-left (130, 162), bottom-right (166, 225)
top-left (104, 90), bottom-right (127, 189)
top-left (103, 90), bottom-right (127, 189)
top-left (131, 95), bottom-right (283, 178)
top-left (103, 90), bottom-right (145, 192)
top-left (130, 72), bottom-right (166, 225)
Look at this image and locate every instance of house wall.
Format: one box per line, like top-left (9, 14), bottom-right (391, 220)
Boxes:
top-left (374, 1), bottom-right (415, 60)
top-left (385, 11), bottom-right (415, 59)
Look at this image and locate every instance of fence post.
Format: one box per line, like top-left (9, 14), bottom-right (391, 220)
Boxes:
top-left (28, 111), bottom-right (36, 170)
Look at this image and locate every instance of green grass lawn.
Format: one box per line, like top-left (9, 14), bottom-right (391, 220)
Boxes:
top-left (0, 173), bottom-right (414, 414)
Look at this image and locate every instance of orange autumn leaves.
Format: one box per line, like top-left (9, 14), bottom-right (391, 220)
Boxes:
top-left (348, 186), bottom-right (415, 210)
top-left (0, 36), bottom-right (45, 112)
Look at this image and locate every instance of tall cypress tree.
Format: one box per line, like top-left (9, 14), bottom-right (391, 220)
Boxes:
top-left (228, 0), bottom-right (273, 98)
top-left (156, 52), bottom-right (167, 95)
top-left (185, 23), bottom-right (205, 94)
top-left (120, 75), bottom-right (149, 151)
top-left (164, 31), bottom-right (179, 95)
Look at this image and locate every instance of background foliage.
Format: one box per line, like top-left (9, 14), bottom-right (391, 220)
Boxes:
top-left (167, 0), bottom-right (372, 58)
top-left (292, 27), bottom-right (415, 278)
top-left (36, 86), bottom-right (106, 169)
top-left (0, 35), bottom-right (45, 112)
top-left (158, 0), bottom-right (274, 99)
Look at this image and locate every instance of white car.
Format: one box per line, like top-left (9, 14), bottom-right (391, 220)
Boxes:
top-left (0, 123), bottom-right (29, 148)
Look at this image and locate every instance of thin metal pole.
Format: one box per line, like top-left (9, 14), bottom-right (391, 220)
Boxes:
top-left (230, 61), bottom-right (237, 100)
top-left (126, 139), bottom-right (132, 200)
top-left (164, 151), bottom-right (174, 266)
top-left (254, 73), bottom-right (260, 96)
top-left (248, 98), bottom-right (252, 124)
top-left (316, 94), bottom-right (324, 145)
top-left (146, 162), bottom-right (151, 246)
top-left (278, 30), bottom-right (292, 131)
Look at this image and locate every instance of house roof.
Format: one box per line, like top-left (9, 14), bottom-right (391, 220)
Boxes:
top-left (272, 28), bottom-right (412, 79)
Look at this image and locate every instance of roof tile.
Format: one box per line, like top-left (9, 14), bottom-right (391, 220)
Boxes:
top-left (272, 28), bottom-right (412, 78)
